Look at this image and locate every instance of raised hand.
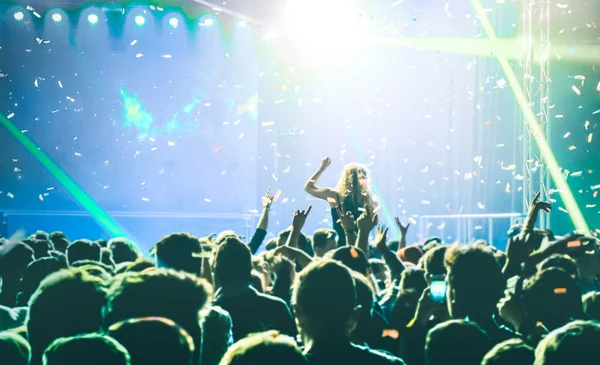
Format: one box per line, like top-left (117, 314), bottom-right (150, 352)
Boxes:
top-left (357, 204), bottom-right (378, 233)
top-left (292, 206), bottom-right (312, 231)
top-left (373, 226), bottom-right (389, 252)
top-left (261, 188), bottom-right (276, 209)
top-left (395, 217), bottom-right (410, 236)
top-left (320, 157), bottom-right (332, 170)
top-left (336, 196), bottom-right (357, 232)
top-left (529, 192), bottom-right (552, 213)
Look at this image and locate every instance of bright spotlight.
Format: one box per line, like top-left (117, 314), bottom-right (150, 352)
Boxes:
top-left (14, 11), bottom-right (24, 21)
top-left (88, 13), bottom-right (99, 24)
top-left (238, 20), bottom-right (249, 28)
top-left (51, 13), bottom-right (63, 23)
top-left (282, 0), bottom-right (368, 64)
top-left (203, 18), bottom-right (214, 27)
top-left (168, 17), bottom-right (179, 28)
top-left (134, 15), bottom-right (145, 26)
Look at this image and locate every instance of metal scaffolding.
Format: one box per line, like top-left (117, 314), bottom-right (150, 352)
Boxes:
top-left (522, 0), bottom-right (551, 230)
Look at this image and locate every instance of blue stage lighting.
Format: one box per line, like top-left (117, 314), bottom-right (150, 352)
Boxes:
top-left (51, 13), bottom-right (63, 23)
top-left (88, 13), bottom-right (99, 24)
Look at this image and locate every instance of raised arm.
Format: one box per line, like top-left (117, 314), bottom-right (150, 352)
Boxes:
top-left (285, 206), bottom-right (312, 249)
top-left (395, 217), bottom-right (410, 252)
top-left (356, 204), bottom-right (378, 258)
top-left (373, 226), bottom-right (405, 280)
top-left (248, 188), bottom-right (278, 254)
top-left (522, 192), bottom-right (552, 235)
top-left (304, 157), bottom-right (338, 203)
top-left (336, 199), bottom-right (357, 247)
top-left (503, 192), bottom-right (551, 277)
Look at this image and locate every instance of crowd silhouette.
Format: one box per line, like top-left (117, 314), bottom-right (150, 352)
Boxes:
top-left (0, 159), bottom-right (599, 365)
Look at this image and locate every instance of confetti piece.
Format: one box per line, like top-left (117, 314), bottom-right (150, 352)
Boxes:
top-left (168, 141), bottom-right (175, 147)
top-left (553, 288), bottom-right (567, 294)
top-left (572, 85), bottom-right (581, 95)
top-left (38, 194), bottom-right (44, 201)
top-left (58, 81), bottom-right (63, 88)
top-left (7, 192), bottom-right (14, 199)
top-left (478, 202), bottom-right (485, 209)
top-left (350, 248), bottom-right (359, 258)
top-left (274, 99), bottom-right (286, 104)
top-left (596, 81), bottom-right (600, 92)
top-left (262, 121), bottom-right (275, 127)
top-left (204, 198), bottom-right (212, 203)
top-left (588, 133), bottom-right (593, 143)
top-left (564, 132), bottom-right (570, 138)
top-left (136, 53), bottom-right (143, 58)
top-left (502, 164), bottom-right (516, 170)
top-left (421, 200), bottom-right (431, 205)
top-left (7, 113), bottom-right (14, 119)
top-left (567, 240), bottom-right (581, 248)
top-left (74, 152), bottom-right (82, 156)
top-left (162, 54), bottom-right (172, 59)
top-left (130, 39), bottom-right (138, 46)
top-left (568, 145), bottom-right (576, 151)
top-left (142, 197), bottom-right (149, 202)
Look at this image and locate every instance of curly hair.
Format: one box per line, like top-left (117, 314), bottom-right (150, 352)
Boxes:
top-left (335, 163), bottom-right (377, 213)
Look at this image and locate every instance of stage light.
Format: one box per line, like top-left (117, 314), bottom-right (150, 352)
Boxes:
top-left (14, 11), bottom-right (24, 21)
top-left (168, 17), bottom-right (179, 28)
top-left (88, 13), bottom-right (99, 24)
top-left (51, 13), bottom-right (63, 23)
top-left (134, 15), bottom-right (145, 26)
top-left (203, 18), bottom-right (214, 27)
top-left (281, 0), bottom-right (368, 64)
top-left (238, 20), bottom-right (249, 28)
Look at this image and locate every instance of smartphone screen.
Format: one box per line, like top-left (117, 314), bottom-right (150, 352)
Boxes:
top-left (430, 278), bottom-right (446, 304)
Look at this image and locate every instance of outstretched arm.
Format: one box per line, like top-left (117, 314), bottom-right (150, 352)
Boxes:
top-left (373, 226), bottom-right (405, 280)
top-left (285, 206), bottom-right (312, 249)
top-left (304, 157), bottom-right (338, 203)
top-left (395, 217), bottom-right (410, 252)
top-left (249, 189), bottom-right (279, 254)
top-left (356, 205), bottom-right (378, 258)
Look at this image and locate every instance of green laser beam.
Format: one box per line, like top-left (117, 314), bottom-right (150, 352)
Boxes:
top-left (470, 0), bottom-right (590, 235)
top-left (0, 113), bottom-right (128, 238)
top-left (372, 37), bottom-right (600, 64)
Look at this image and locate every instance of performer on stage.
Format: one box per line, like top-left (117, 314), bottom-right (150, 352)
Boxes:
top-left (304, 157), bottom-right (378, 246)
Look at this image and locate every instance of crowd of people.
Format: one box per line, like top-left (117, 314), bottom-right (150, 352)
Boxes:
top-left (0, 158), bottom-right (599, 365)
